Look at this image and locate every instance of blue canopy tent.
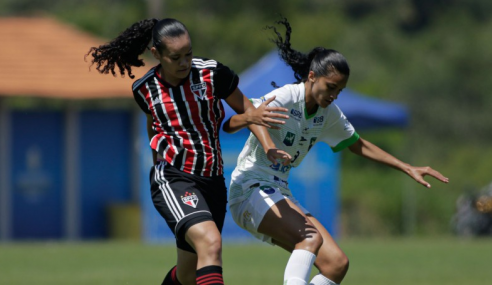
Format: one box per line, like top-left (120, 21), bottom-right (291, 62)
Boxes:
top-left (140, 51), bottom-right (409, 242)
top-left (223, 50), bottom-right (408, 130)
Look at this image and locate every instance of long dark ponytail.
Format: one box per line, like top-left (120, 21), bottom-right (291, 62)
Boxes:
top-left (86, 18), bottom-right (189, 79)
top-left (266, 17), bottom-right (350, 84)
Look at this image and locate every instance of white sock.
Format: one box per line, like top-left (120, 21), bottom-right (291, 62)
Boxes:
top-left (284, 249), bottom-right (316, 285)
top-left (309, 273), bottom-right (339, 285)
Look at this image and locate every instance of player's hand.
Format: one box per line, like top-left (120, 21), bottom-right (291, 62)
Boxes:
top-left (249, 96), bottom-right (289, 129)
top-left (407, 166), bottom-right (449, 188)
top-left (266, 148), bottom-right (292, 166)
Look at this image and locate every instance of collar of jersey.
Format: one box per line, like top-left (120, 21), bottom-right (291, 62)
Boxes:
top-left (300, 82), bottom-right (318, 119)
top-left (154, 64), bottom-right (190, 88)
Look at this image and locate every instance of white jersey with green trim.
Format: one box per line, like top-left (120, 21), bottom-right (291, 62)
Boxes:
top-left (229, 82), bottom-right (359, 205)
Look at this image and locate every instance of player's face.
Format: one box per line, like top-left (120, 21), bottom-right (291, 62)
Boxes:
top-left (151, 33), bottom-right (193, 86)
top-left (308, 70), bottom-right (348, 108)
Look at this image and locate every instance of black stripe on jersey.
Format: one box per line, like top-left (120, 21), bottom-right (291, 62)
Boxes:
top-left (207, 68), bottom-right (224, 176)
top-left (198, 96), bottom-right (218, 175)
top-left (211, 97), bottom-right (224, 175)
top-left (148, 79), bottom-right (181, 159)
top-left (177, 84), bottom-right (207, 175)
top-left (169, 85), bottom-right (202, 172)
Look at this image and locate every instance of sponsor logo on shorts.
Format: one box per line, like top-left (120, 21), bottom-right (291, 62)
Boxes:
top-left (181, 192), bottom-right (199, 208)
top-left (260, 185), bottom-right (276, 194)
top-left (243, 211), bottom-right (252, 221)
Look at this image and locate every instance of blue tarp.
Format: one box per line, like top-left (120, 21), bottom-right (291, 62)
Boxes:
top-left (224, 50), bottom-right (409, 130)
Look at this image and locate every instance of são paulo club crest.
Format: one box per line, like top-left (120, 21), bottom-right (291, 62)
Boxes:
top-left (181, 191), bottom-right (199, 208)
top-left (190, 82), bottom-right (207, 100)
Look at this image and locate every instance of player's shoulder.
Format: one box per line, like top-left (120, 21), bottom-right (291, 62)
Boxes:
top-left (191, 57), bottom-right (219, 70)
top-left (272, 83), bottom-right (303, 102)
top-left (323, 102), bottom-right (345, 122)
top-left (132, 66), bottom-right (158, 91)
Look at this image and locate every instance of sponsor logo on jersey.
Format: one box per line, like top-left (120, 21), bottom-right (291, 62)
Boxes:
top-left (273, 176), bottom-right (288, 188)
top-left (283, 131), bottom-right (296, 146)
top-left (181, 191), bottom-right (199, 208)
top-left (291, 150), bottom-right (300, 163)
top-left (290, 109), bottom-right (302, 120)
top-left (260, 185), bottom-right (276, 194)
top-left (190, 82), bottom-right (207, 100)
top-left (313, 116), bottom-right (324, 125)
top-left (299, 137), bottom-right (307, 146)
top-left (270, 163), bottom-right (292, 173)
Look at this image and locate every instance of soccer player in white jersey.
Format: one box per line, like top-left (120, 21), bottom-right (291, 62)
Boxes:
top-left (223, 18), bottom-right (449, 285)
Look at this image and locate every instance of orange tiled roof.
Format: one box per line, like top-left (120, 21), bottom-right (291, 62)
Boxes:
top-left (0, 17), bottom-right (151, 99)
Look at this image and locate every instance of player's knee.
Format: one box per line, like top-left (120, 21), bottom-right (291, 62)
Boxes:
top-left (333, 252), bottom-right (349, 276)
top-left (298, 229), bottom-right (323, 253)
top-left (195, 231), bottom-right (222, 258)
top-left (317, 250), bottom-right (349, 280)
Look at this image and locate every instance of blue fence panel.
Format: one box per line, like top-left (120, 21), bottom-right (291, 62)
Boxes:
top-left (11, 111), bottom-right (64, 239)
top-left (79, 110), bottom-right (132, 238)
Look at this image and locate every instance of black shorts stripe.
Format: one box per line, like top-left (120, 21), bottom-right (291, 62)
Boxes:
top-left (154, 163), bottom-right (184, 223)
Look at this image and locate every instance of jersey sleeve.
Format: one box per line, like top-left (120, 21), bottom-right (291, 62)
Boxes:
top-left (213, 62), bottom-right (239, 99)
top-left (249, 84), bottom-right (296, 109)
top-left (320, 104), bottom-right (359, 152)
top-left (132, 81), bottom-right (151, 114)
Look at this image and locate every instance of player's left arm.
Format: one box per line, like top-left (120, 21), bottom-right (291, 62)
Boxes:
top-left (348, 137), bottom-right (449, 188)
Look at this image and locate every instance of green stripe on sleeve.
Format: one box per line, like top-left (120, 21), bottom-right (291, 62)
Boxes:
top-left (331, 132), bottom-right (360, 152)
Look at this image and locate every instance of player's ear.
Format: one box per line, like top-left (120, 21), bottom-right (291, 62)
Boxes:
top-left (150, 47), bottom-right (160, 60)
top-left (308, 71), bottom-right (316, 83)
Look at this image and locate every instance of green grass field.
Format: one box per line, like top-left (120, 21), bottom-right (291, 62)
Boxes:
top-left (1, 237), bottom-right (491, 285)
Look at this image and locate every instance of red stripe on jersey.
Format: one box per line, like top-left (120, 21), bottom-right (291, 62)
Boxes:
top-left (174, 86), bottom-right (197, 174)
top-left (160, 86), bottom-right (196, 168)
top-left (140, 84), bottom-right (177, 162)
top-left (202, 69), bottom-right (223, 176)
top-left (182, 79), bottom-right (213, 176)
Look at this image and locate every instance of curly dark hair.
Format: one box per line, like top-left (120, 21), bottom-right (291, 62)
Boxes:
top-left (266, 17), bottom-right (350, 84)
top-left (85, 18), bottom-right (188, 79)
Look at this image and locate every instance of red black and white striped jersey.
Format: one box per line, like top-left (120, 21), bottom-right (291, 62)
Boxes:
top-left (132, 57), bottom-right (239, 177)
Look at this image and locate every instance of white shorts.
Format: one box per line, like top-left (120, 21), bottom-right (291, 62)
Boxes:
top-left (229, 181), bottom-right (309, 245)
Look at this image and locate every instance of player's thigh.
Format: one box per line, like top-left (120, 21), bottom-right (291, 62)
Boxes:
top-left (258, 197), bottom-right (319, 247)
top-left (185, 220), bottom-right (222, 251)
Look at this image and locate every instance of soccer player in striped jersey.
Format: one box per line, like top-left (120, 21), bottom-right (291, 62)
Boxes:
top-left (225, 18), bottom-right (449, 285)
top-left (86, 18), bottom-right (291, 285)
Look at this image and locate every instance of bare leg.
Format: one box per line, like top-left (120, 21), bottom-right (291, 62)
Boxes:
top-left (183, 220), bottom-right (224, 285)
top-left (258, 198), bottom-right (323, 253)
top-left (258, 198), bottom-right (322, 284)
top-left (307, 216), bottom-right (349, 284)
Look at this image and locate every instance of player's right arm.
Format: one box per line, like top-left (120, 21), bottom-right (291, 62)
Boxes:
top-left (222, 89), bottom-right (289, 133)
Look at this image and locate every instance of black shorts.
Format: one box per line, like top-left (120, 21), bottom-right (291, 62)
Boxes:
top-left (149, 161), bottom-right (228, 253)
